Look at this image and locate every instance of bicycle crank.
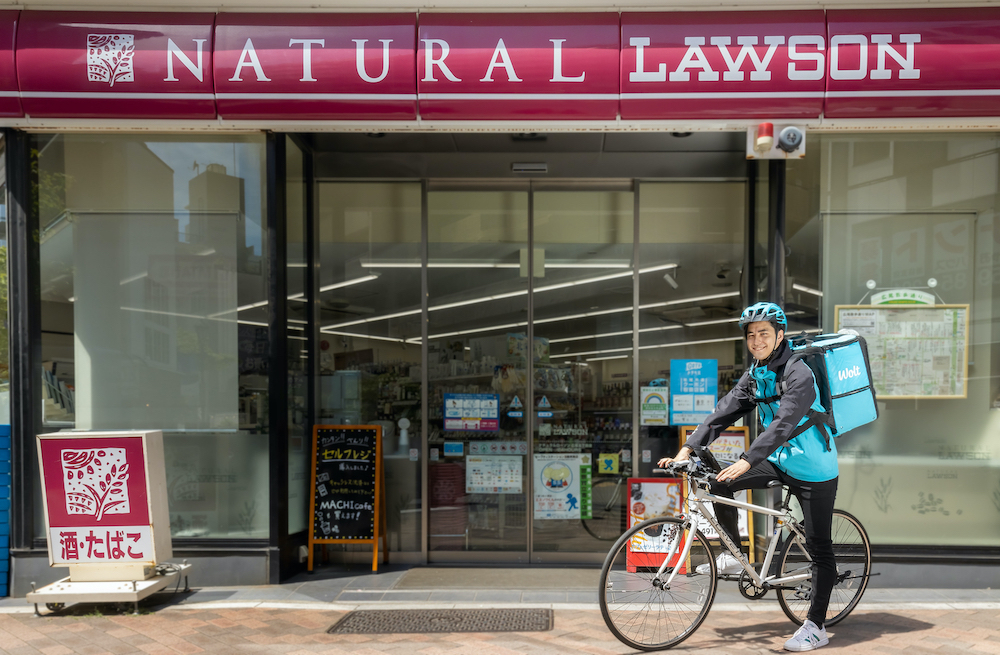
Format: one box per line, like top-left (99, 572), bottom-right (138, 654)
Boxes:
top-left (738, 569), bottom-right (768, 599)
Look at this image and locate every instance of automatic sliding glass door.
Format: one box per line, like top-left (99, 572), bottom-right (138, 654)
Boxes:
top-left (530, 184), bottom-right (635, 560)
top-left (426, 183), bottom-right (530, 559)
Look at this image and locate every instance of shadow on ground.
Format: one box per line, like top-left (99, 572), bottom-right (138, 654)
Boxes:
top-left (707, 612), bottom-right (934, 647)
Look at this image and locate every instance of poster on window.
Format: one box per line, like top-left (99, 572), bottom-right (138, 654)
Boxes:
top-left (670, 359), bottom-right (718, 425)
top-left (625, 477), bottom-right (684, 571)
top-left (444, 393), bottom-right (500, 432)
top-left (679, 425), bottom-right (753, 547)
top-left (466, 455), bottom-right (522, 494)
top-left (37, 431), bottom-right (172, 567)
top-left (534, 453), bottom-right (591, 519)
top-left (640, 386), bottom-right (669, 426)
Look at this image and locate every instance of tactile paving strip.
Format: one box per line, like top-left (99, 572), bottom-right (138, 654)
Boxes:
top-left (327, 608), bottom-right (553, 634)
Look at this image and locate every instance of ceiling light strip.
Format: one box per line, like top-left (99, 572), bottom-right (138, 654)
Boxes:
top-left (324, 265), bottom-right (715, 332)
top-left (319, 329), bottom-right (409, 344)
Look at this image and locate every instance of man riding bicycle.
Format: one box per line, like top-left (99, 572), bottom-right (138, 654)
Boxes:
top-left (658, 301), bottom-right (838, 652)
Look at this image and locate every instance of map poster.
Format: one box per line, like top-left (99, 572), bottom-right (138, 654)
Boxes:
top-left (444, 393), bottom-right (500, 432)
top-left (836, 304), bottom-right (969, 398)
top-left (670, 359), bottom-right (718, 425)
top-left (465, 455), bottom-right (522, 494)
top-left (534, 454), bottom-right (592, 520)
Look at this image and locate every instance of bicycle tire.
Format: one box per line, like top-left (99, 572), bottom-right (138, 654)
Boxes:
top-left (599, 516), bottom-right (717, 650)
top-left (775, 509), bottom-right (872, 627)
top-left (582, 478), bottom-right (625, 541)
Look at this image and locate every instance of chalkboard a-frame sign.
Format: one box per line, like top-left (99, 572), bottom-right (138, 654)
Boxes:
top-left (308, 425), bottom-right (387, 572)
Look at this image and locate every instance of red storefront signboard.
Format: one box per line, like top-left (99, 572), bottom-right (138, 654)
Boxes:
top-left (16, 11), bottom-right (216, 119)
top-left (214, 13), bottom-right (417, 120)
top-left (0, 11), bottom-right (19, 118)
top-left (417, 13), bottom-right (620, 120)
top-left (7, 9), bottom-right (1000, 122)
top-left (38, 431), bottom-right (171, 571)
top-left (620, 11), bottom-right (826, 120)
top-left (825, 8), bottom-right (1000, 118)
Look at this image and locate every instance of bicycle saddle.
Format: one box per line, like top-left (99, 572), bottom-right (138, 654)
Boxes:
top-left (767, 480), bottom-right (784, 488)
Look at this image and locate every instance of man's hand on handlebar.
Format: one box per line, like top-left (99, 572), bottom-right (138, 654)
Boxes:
top-left (657, 446), bottom-right (693, 469)
top-left (717, 458), bottom-right (751, 482)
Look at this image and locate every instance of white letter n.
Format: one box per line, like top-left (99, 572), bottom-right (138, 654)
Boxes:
top-left (165, 38), bottom-right (206, 82)
top-left (871, 34), bottom-right (920, 80)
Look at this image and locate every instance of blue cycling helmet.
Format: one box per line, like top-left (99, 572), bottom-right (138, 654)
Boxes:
top-left (738, 302), bottom-right (787, 332)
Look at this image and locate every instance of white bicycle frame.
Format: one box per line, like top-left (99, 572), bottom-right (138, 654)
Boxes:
top-left (654, 477), bottom-right (812, 590)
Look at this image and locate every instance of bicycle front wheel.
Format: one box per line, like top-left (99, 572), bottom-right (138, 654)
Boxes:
top-left (582, 478), bottom-right (625, 541)
top-left (776, 509), bottom-right (872, 627)
top-left (599, 516), bottom-right (717, 650)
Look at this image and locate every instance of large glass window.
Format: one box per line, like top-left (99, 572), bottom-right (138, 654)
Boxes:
top-left (35, 134), bottom-right (269, 539)
top-left (788, 133), bottom-right (1000, 547)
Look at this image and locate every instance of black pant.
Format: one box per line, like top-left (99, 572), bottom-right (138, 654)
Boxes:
top-left (710, 460), bottom-right (838, 627)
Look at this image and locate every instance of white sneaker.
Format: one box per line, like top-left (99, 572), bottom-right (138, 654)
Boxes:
top-left (784, 620), bottom-right (829, 652)
top-left (695, 551), bottom-right (743, 575)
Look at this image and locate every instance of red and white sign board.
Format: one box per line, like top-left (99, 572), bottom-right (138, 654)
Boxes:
top-left (620, 11), bottom-right (826, 120)
top-left (0, 11), bottom-right (19, 118)
top-left (6, 9), bottom-right (1000, 122)
top-left (214, 13), bottom-right (417, 120)
top-left (16, 11), bottom-right (216, 119)
top-left (38, 431), bottom-right (171, 571)
top-left (417, 13), bottom-right (619, 120)
top-left (825, 8), bottom-right (1000, 119)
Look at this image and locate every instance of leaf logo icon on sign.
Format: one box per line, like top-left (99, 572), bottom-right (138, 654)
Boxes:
top-left (62, 448), bottom-right (131, 521)
top-left (87, 34), bottom-right (136, 87)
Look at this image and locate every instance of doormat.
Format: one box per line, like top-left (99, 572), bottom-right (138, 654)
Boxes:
top-left (327, 608), bottom-right (553, 634)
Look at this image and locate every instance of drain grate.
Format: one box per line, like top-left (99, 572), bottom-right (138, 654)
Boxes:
top-left (328, 608), bottom-right (553, 634)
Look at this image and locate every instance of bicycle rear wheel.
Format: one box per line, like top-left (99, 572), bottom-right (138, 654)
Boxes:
top-left (599, 516), bottom-right (717, 650)
top-left (582, 478), bottom-right (625, 541)
top-left (776, 509), bottom-right (872, 627)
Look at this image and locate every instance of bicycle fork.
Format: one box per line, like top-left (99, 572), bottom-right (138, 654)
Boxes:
top-left (653, 519), bottom-right (699, 589)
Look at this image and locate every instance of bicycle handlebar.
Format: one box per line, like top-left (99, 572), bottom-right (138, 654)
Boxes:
top-left (655, 459), bottom-right (718, 483)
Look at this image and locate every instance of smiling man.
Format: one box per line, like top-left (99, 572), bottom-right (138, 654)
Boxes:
top-left (658, 301), bottom-right (839, 652)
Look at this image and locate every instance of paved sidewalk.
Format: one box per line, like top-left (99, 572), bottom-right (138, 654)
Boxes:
top-left (1, 567), bottom-right (999, 654)
top-left (0, 606), bottom-right (996, 654)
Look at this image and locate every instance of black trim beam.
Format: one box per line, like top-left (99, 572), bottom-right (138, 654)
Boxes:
top-left (266, 132), bottom-right (289, 584)
top-left (6, 129), bottom-right (39, 551)
top-left (767, 159), bottom-right (786, 306)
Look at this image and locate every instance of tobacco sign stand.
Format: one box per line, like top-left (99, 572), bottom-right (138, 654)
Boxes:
top-left (27, 430), bottom-right (193, 614)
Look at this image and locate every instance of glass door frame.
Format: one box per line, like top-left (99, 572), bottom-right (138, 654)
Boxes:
top-left (309, 175), bottom-right (753, 566)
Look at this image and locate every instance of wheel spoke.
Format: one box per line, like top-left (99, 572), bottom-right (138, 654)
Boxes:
top-left (600, 517), bottom-right (717, 650)
top-left (775, 510), bottom-right (871, 627)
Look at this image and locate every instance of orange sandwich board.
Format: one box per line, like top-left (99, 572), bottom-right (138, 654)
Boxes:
top-left (308, 425), bottom-right (387, 572)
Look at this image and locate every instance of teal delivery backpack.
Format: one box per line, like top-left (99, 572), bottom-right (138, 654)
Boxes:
top-left (783, 332), bottom-right (879, 439)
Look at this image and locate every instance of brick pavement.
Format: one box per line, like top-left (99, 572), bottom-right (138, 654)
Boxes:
top-left (0, 605), bottom-right (995, 654)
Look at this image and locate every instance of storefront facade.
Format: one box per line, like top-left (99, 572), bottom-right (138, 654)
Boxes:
top-left (4, 3), bottom-right (1000, 592)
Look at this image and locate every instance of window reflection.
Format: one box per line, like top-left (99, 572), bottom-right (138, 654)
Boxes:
top-left (34, 134), bottom-right (269, 539)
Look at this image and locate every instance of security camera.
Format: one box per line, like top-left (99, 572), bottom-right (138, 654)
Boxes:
top-left (777, 126), bottom-right (804, 153)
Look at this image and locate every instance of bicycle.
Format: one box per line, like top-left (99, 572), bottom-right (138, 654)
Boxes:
top-left (599, 456), bottom-right (872, 651)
